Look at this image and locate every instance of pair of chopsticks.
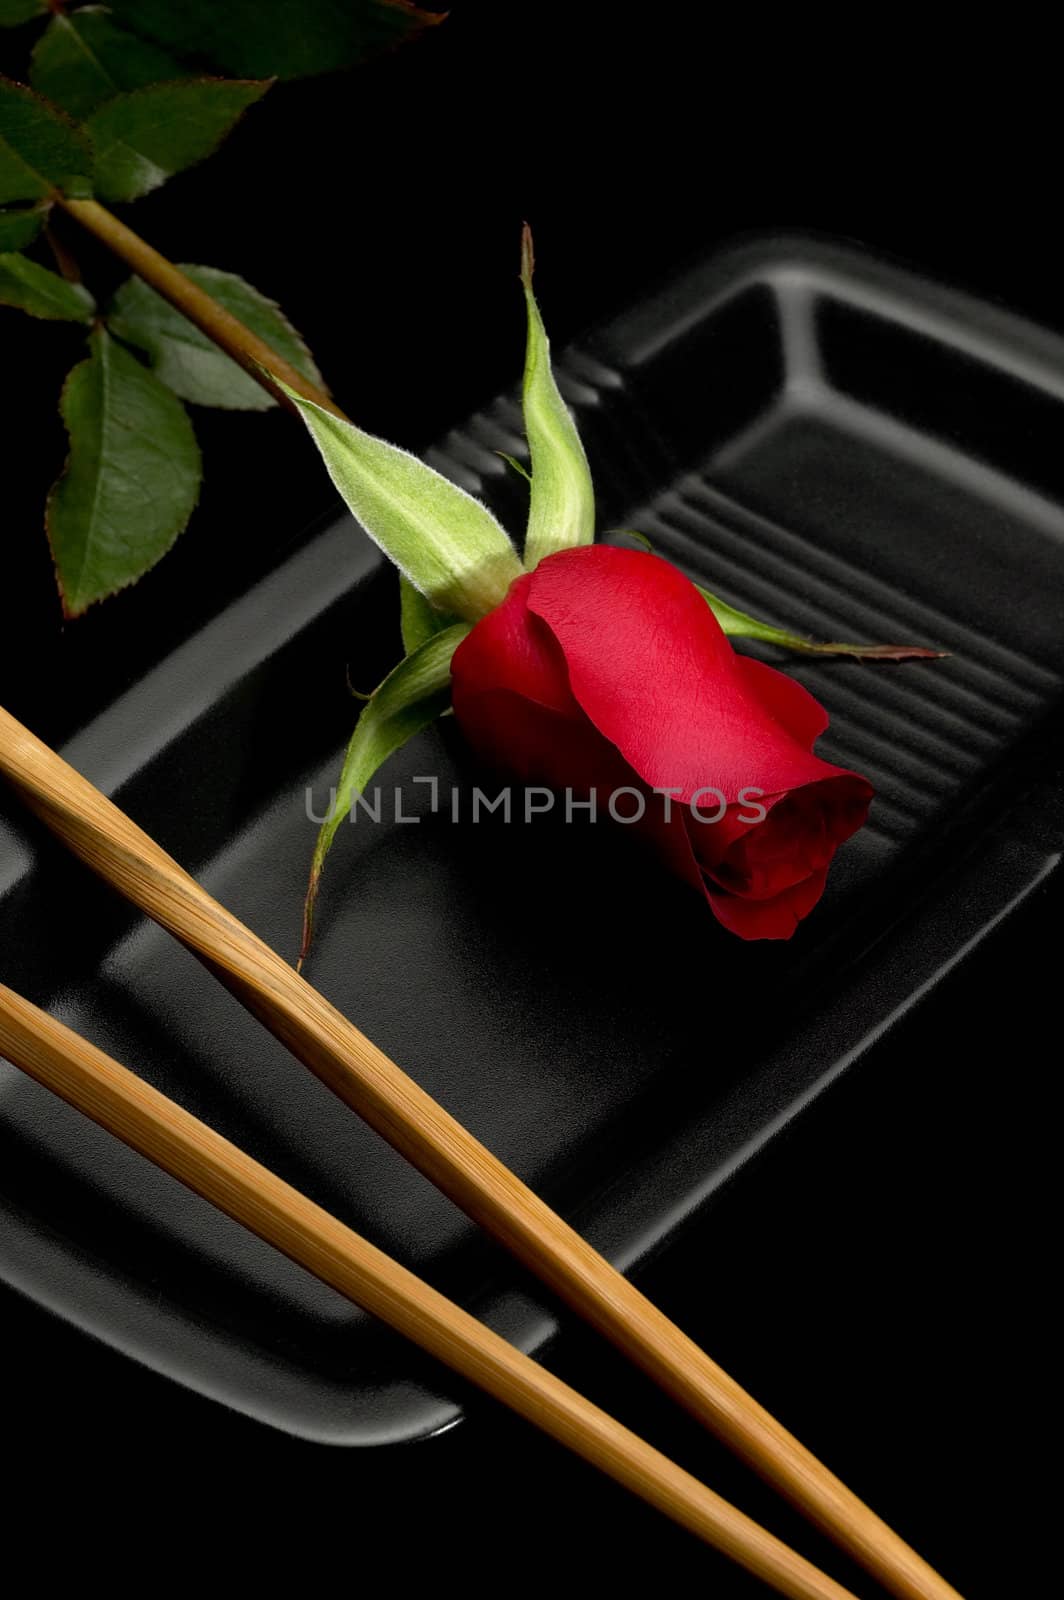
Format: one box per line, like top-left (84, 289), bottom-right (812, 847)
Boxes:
top-left (0, 704), bottom-right (961, 1599)
top-left (0, 981), bottom-right (843, 1600)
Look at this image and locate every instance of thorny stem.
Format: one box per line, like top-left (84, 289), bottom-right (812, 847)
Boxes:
top-left (58, 196), bottom-right (348, 419)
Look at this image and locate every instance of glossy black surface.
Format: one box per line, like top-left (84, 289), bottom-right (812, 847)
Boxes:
top-left (2, 236), bottom-right (1061, 1454)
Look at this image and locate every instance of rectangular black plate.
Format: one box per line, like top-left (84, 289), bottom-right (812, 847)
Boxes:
top-left (3, 235), bottom-right (1063, 1445)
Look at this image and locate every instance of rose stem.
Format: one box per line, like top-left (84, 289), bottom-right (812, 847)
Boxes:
top-left (56, 196), bottom-right (347, 419)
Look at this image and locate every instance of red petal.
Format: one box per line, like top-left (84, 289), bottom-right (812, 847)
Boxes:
top-left (452, 546), bottom-right (875, 944)
top-left (705, 776), bottom-right (871, 900)
top-left (527, 547), bottom-right (855, 802)
top-left (706, 867), bottom-right (831, 940)
top-left (734, 656), bottom-right (829, 748)
top-left (451, 573), bottom-right (573, 718)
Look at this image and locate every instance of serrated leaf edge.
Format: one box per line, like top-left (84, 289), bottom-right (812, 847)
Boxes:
top-left (45, 331), bottom-right (203, 617)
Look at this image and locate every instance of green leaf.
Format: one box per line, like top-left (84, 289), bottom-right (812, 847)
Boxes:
top-left (0, 250), bottom-right (94, 319)
top-left (696, 583), bottom-right (945, 661)
top-left (282, 382), bottom-right (523, 622)
top-left (399, 572), bottom-right (454, 653)
top-left (300, 622), bottom-right (470, 965)
top-left (107, 263), bottom-right (323, 410)
top-left (85, 78), bottom-right (269, 202)
top-left (0, 77), bottom-right (94, 204)
top-left (104, 0), bottom-right (442, 80)
top-left (30, 9), bottom-right (185, 120)
top-left (0, 0), bottom-right (46, 27)
top-left (47, 327), bottom-right (202, 615)
top-left (0, 200), bottom-right (46, 249)
top-left (519, 225), bottom-right (595, 568)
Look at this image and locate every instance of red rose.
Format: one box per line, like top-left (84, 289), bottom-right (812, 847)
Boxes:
top-left (450, 545), bottom-right (873, 939)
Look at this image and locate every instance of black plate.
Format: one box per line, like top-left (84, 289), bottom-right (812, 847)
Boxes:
top-left (2, 235), bottom-right (1062, 1445)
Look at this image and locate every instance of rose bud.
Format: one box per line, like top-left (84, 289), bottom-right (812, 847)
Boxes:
top-left (451, 545), bottom-right (873, 940)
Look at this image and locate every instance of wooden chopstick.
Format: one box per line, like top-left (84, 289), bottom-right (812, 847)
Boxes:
top-left (0, 705), bottom-right (962, 1600)
top-left (0, 980), bottom-right (854, 1600)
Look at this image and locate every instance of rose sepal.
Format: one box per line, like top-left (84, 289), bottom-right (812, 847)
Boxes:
top-left (518, 224), bottom-right (596, 568)
top-left (300, 621), bottom-right (471, 965)
top-left (281, 380), bottom-right (521, 622)
top-left (696, 585), bottom-right (946, 661)
top-left (399, 571), bottom-right (457, 653)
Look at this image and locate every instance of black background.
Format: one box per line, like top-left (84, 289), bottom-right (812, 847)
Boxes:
top-left (1, 7), bottom-right (1049, 1590)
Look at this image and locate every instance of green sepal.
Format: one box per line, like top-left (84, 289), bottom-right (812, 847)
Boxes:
top-left (496, 449), bottom-right (531, 485)
top-left (300, 622), bottom-right (471, 965)
top-left (519, 225), bottom-right (595, 568)
top-left (696, 583), bottom-right (945, 660)
top-left (607, 526), bottom-right (653, 553)
top-left (399, 571), bottom-right (456, 654)
top-left (280, 380), bottom-right (522, 622)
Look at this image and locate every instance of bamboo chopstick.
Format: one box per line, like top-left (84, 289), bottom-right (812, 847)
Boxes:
top-left (0, 704), bottom-right (963, 1600)
top-left (0, 981), bottom-right (854, 1600)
